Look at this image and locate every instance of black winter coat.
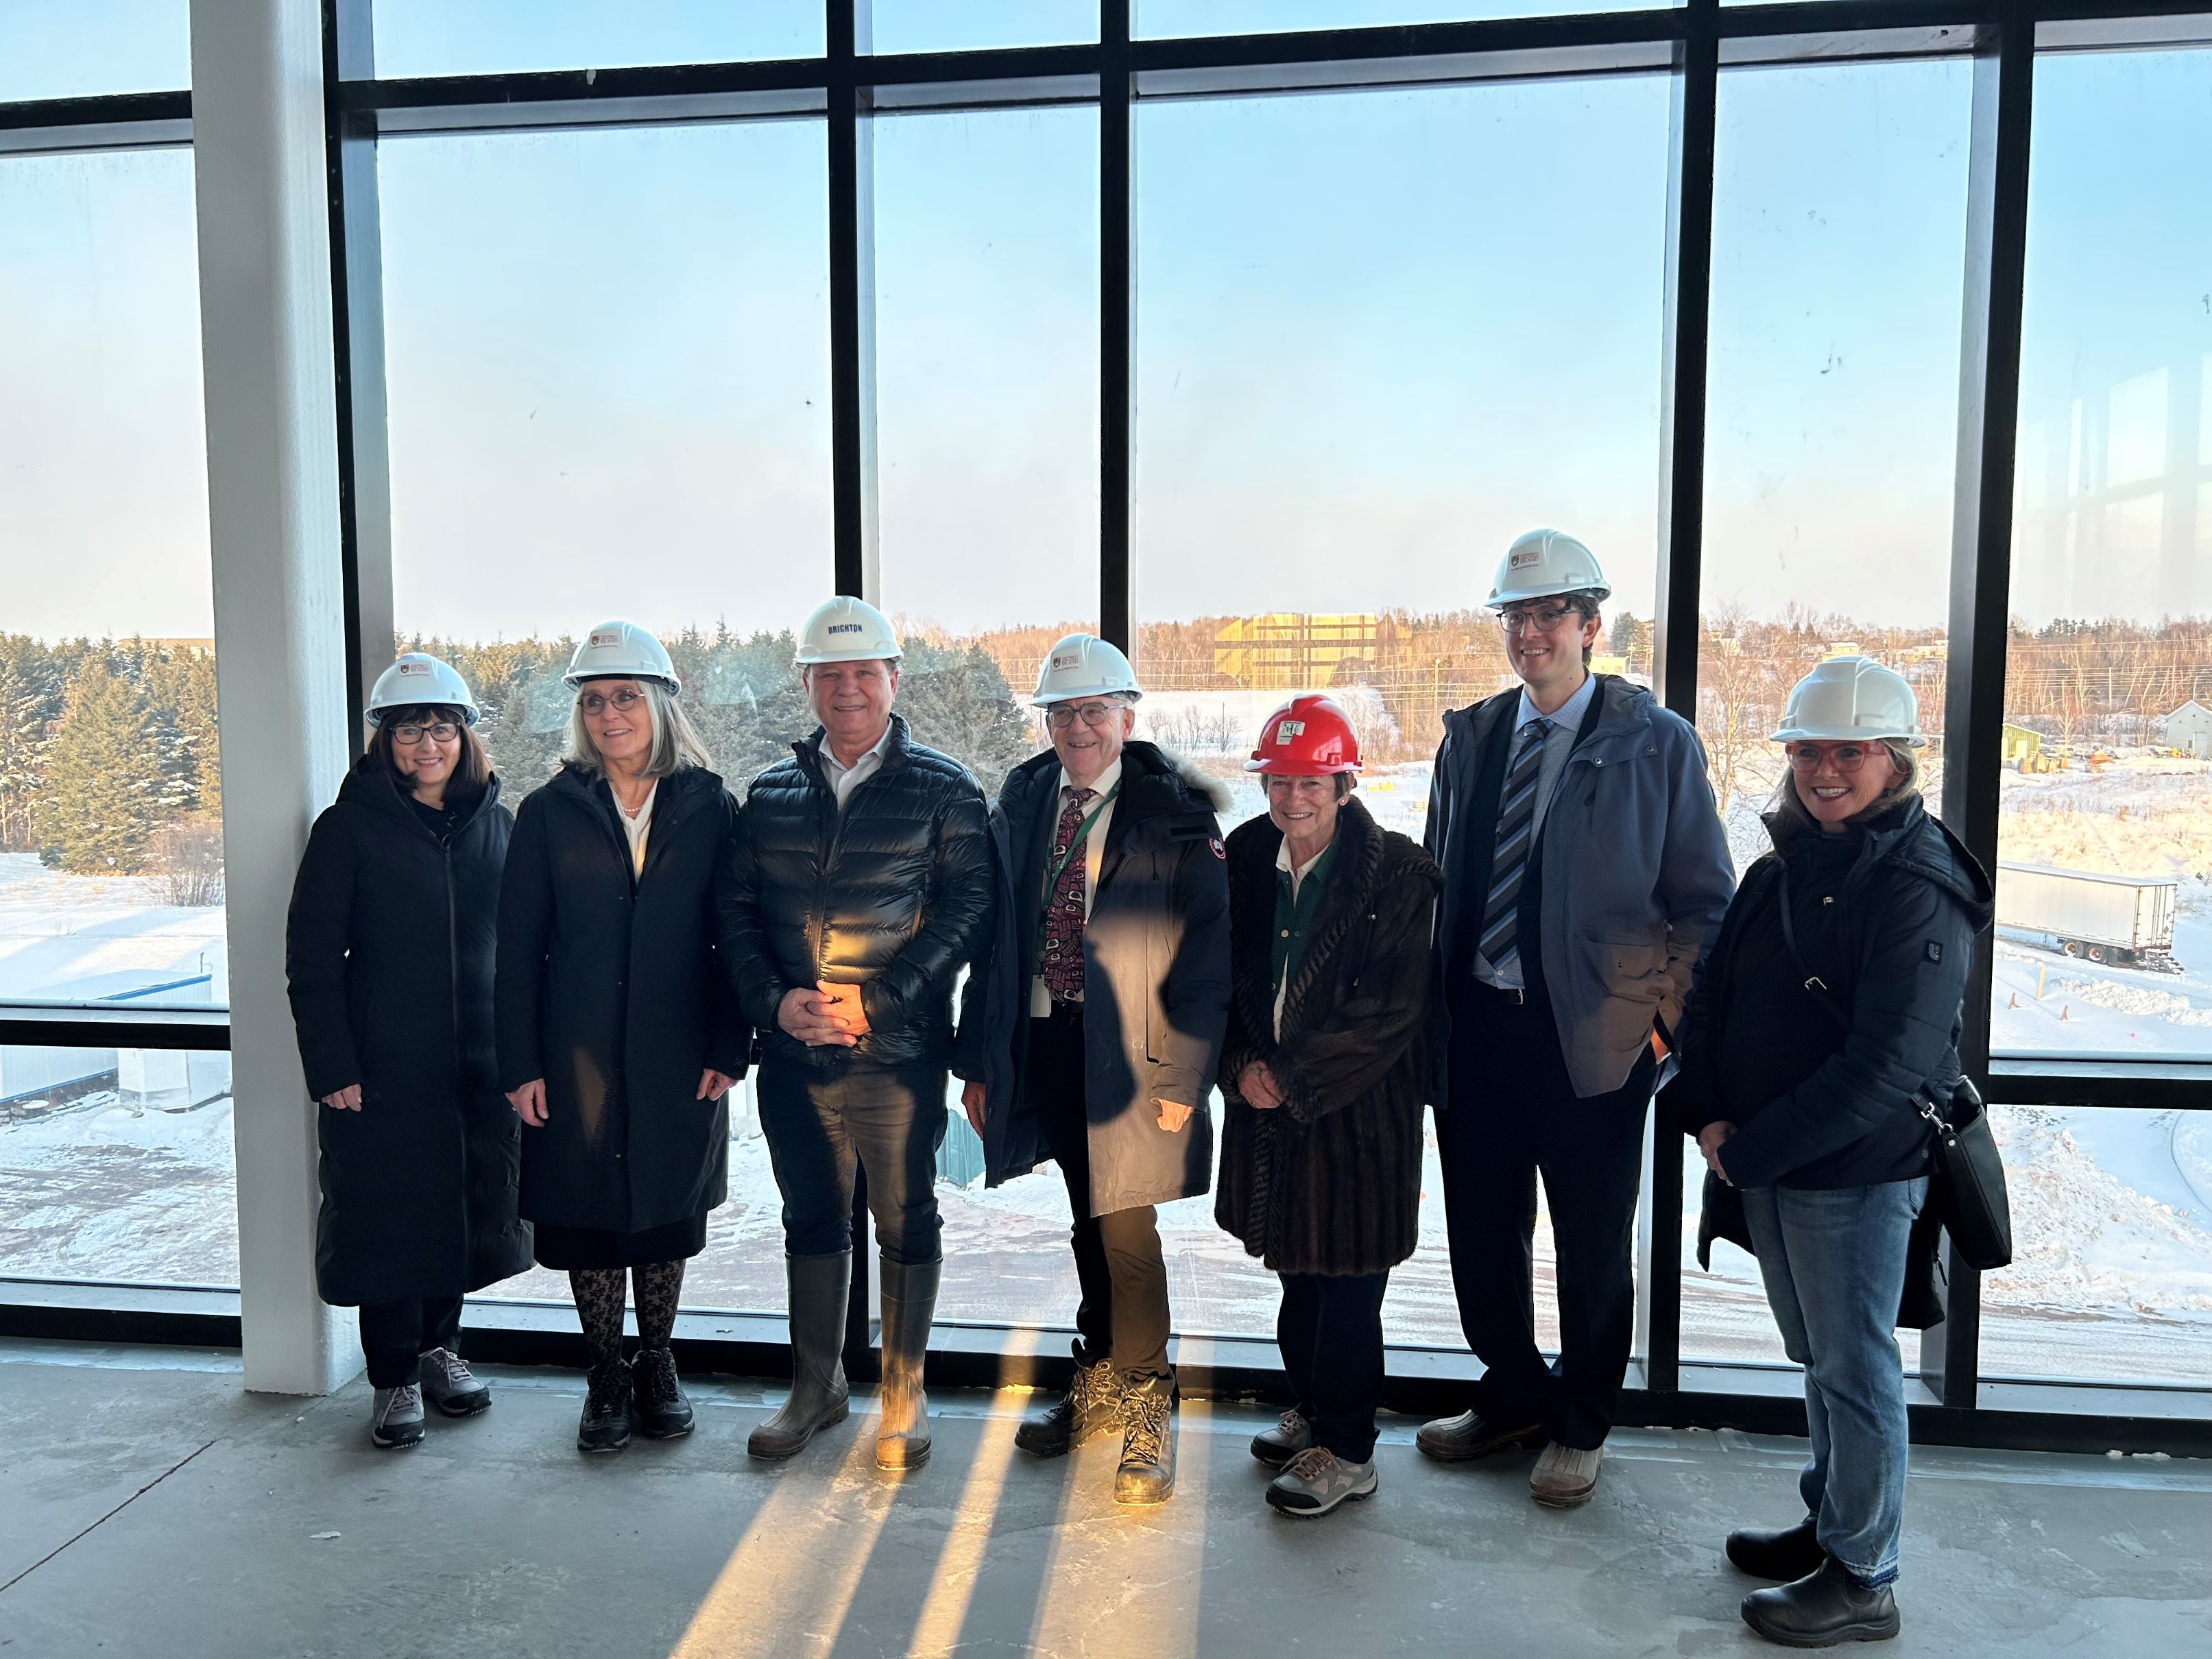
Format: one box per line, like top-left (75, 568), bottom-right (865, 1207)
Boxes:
top-left (956, 742), bottom-right (1232, 1216)
top-left (719, 714), bottom-right (994, 1071)
top-left (285, 762), bottom-right (531, 1307)
top-left (494, 764), bottom-right (748, 1233)
top-left (1214, 799), bottom-right (1441, 1276)
top-left (1672, 795), bottom-right (1994, 1190)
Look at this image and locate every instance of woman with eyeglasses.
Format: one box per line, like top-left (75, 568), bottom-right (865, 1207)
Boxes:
top-left (495, 620), bottom-right (748, 1454)
top-left (286, 653), bottom-right (532, 1451)
top-left (1670, 656), bottom-right (1991, 1648)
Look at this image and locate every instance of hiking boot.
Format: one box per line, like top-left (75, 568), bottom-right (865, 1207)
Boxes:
top-left (1530, 1441), bottom-right (1602, 1508)
top-left (370, 1382), bottom-right (424, 1450)
top-left (1729, 1516), bottom-right (1827, 1582)
top-left (630, 1345), bottom-right (695, 1440)
top-left (1250, 1407), bottom-right (1314, 1470)
top-left (1740, 1558), bottom-right (1901, 1648)
top-left (1266, 1446), bottom-right (1378, 1517)
top-left (875, 1258), bottom-right (939, 1472)
top-left (1114, 1376), bottom-right (1176, 1505)
top-left (577, 1361), bottom-right (632, 1454)
top-left (1015, 1345), bottom-right (1123, 1458)
top-left (417, 1346), bottom-right (490, 1417)
top-left (1415, 1409), bottom-right (1546, 1463)
top-left (749, 1252), bottom-right (852, 1460)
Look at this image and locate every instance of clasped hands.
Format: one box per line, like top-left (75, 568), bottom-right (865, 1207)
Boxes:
top-left (779, 982), bottom-right (870, 1048)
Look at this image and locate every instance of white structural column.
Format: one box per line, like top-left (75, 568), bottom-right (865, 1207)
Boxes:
top-left (191, 0), bottom-right (357, 1394)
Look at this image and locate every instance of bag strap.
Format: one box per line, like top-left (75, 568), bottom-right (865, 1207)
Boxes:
top-left (1774, 861), bottom-right (1852, 1032)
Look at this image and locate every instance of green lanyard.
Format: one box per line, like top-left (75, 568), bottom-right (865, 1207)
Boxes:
top-left (1035, 782), bottom-right (1120, 954)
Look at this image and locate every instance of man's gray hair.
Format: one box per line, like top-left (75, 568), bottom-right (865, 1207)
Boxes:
top-left (564, 679), bottom-right (712, 779)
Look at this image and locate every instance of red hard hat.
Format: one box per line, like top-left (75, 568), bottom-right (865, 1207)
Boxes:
top-left (1247, 694), bottom-right (1362, 775)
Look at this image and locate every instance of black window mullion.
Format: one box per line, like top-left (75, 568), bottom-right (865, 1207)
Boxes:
top-left (829, 1), bottom-right (878, 601)
top-left (1101, 1), bottom-right (1133, 653)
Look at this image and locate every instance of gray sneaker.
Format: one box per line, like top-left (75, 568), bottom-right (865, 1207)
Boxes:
top-left (418, 1347), bottom-right (490, 1417)
top-left (1250, 1407), bottom-right (1314, 1469)
top-left (1266, 1446), bottom-right (1378, 1516)
top-left (370, 1382), bottom-right (425, 1450)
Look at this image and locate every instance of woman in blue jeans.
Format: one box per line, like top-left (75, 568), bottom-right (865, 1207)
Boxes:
top-left (1673, 657), bottom-right (1991, 1648)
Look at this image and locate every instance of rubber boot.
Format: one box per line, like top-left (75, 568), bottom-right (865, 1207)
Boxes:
top-left (748, 1252), bottom-right (852, 1460)
top-left (875, 1257), bottom-right (939, 1471)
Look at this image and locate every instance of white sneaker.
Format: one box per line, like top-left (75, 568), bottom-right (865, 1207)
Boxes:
top-left (1530, 1441), bottom-right (1602, 1508)
top-left (1265, 1446), bottom-right (1378, 1517)
top-left (370, 1382), bottom-right (425, 1450)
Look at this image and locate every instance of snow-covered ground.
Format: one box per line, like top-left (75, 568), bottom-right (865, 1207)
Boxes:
top-left (0, 853), bottom-right (229, 1008)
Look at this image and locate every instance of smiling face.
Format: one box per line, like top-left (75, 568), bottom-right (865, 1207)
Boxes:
top-left (578, 677), bottom-right (655, 771)
top-left (1499, 596), bottom-right (1602, 707)
top-left (1788, 740), bottom-right (1900, 827)
top-left (389, 718), bottom-right (460, 790)
top-left (1046, 698), bottom-right (1134, 788)
top-left (1266, 773), bottom-right (1343, 851)
top-left (804, 659), bottom-right (898, 752)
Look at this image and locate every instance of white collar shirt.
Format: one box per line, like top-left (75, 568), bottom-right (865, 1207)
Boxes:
top-left (819, 721), bottom-right (895, 810)
top-left (1474, 670), bottom-right (1598, 992)
top-left (1048, 754), bottom-right (1124, 920)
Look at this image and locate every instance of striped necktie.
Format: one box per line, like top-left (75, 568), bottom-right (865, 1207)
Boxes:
top-left (1478, 718), bottom-right (1554, 976)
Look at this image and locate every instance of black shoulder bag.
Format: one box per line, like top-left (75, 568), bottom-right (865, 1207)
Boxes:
top-left (1774, 864), bottom-right (2013, 1272)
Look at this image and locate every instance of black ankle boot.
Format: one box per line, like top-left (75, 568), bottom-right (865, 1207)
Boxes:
top-left (630, 1346), bottom-right (694, 1440)
top-left (1740, 1558), bottom-right (1900, 1647)
top-left (1727, 1515), bottom-right (1825, 1581)
top-left (577, 1361), bottom-right (632, 1453)
top-left (1015, 1344), bottom-right (1122, 1458)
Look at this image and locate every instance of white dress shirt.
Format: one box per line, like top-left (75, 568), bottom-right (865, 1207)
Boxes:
top-left (1474, 670), bottom-right (1598, 992)
top-left (819, 721), bottom-right (895, 810)
top-left (618, 779), bottom-right (657, 879)
top-left (1031, 755), bottom-right (1123, 1012)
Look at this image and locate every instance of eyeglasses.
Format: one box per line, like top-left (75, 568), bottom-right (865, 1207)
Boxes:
top-left (392, 723), bottom-right (459, 744)
top-left (1045, 701), bottom-right (1127, 729)
top-left (578, 689), bottom-right (646, 716)
top-left (1498, 602), bottom-right (1579, 635)
top-left (1785, 742), bottom-right (1875, 773)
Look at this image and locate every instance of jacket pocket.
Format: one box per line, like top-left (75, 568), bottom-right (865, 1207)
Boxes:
top-left (1580, 932), bottom-right (1666, 986)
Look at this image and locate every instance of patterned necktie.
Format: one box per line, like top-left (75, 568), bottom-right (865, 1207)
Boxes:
top-left (1479, 718), bottom-right (1554, 976)
top-left (1040, 786), bottom-right (1097, 1002)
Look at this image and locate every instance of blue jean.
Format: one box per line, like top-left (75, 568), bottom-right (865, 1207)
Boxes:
top-left (756, 1056), bottom-right (948, 1265)
top-left (1740, 1178), bottom-right (1928, 1588)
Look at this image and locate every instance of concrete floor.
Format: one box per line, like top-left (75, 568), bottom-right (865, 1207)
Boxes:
top-left (1, 1342), bottom-right (2207, 1658)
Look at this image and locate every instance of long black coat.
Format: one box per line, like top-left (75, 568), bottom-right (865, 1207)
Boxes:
top-left (494, 764), bottom-right (749, 1234)
top-left (1214, 798), bottom-right (1440, 1276)
top-left (285, 762), bottom-right (531, 1307)
top-left (957, 742), bottom-right (1231, 1216)
top-left (719, 714), bottom-right (994, 1071)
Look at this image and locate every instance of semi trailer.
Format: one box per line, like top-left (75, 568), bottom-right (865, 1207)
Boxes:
top-left (1996, 863), bottom-right (2181, 971)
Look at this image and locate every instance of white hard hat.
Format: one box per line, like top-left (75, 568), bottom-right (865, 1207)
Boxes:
top-left (1488, 528), bottom-right (1611, 607)
top-left (795, 596), bottom-right (902, 666)
top-left (1032, 633), bottom-right (1141, 705)
top-left (563, 619), bottom-right (679, 692)
top-left (1772, 655), bottom-right (1924, 747)
top-left (365, 653), bottom-right (479, 727)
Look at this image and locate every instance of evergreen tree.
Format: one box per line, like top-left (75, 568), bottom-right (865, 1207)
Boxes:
top-left (0, 647), bottom-right (50, 851)
top-left (34, 661), bottom-right (166, 873)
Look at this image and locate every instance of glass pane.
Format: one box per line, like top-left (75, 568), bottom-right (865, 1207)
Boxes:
top-left (1138, 0), bottom-right (1671, 36)
top-left (366, 1), bottom-right (820, 78)
top-left (871, 106), bottom-right (1099, 806)
top-left (1996, 47), bottom-right (2212, 1063)
top-left (0, 149), bottom-right (225, 1013)
top-left (870, 1), bottom-right (1098, 54)
top-left (1977, 1105), bottom-right (2212, 1387)
top-left (1679, 1141), bottom-right (1794, 1366)
top-left (1694, 60), bottom-right (1971, 873)
top-left (378, 121), bottom-right (834, 810)
top-left (1131, 78), bottom-right (1672, 1343)
top-left (0, 1), bottom-right (189, 101)
top-left (0, 1045), bottom-right (236, 1286)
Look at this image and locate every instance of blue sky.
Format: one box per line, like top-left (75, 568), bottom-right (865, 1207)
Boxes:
top-left (1, 8), bottom-right (2207, 645)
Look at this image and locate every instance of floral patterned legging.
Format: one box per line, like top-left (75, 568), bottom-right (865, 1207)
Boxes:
top-left (568, 1261), bottom-right (685, 1372)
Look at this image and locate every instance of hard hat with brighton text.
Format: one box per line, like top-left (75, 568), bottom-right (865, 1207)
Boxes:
top-left (795, 596), bottom-right (903, 666)
top-left (1771, 655), bottom-right (1925, 747)
top-left (1487, 528), bottom-right (1612, 607)
top-left (563, 618), bottom-right (680, 693)
top-left (1032, 633), bottom-right (1142, 705)
top-left (1247, 694), bottom-right (1362, 775)
top-left (365, 652), bottom-right (479, 727)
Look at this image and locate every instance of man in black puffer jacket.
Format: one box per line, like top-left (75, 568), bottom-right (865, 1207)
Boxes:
top-left (717, 598), bottom-right (993, 1474)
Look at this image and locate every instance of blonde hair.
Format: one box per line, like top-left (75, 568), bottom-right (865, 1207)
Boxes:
top-left (563, 679), bottom-right (712, 779)
top-left (1770, 737), bottom-right (1920, 833)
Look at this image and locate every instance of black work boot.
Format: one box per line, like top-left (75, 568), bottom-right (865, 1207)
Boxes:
top-left (1115, 1375), bottom-right (1176, 1505)
top-left (1015, 1343), bottom-right (1123, 1458)
top-left (576, 1360), bottom-right (632, 1454)
top-left (875, 1258), bottom-right (939, 1471)
top-left (749, 1251), bottom-right (853, 1460)
top-left (1729, 1516), bottom-right (1826, 1582)
top-left (1415, 1409), bottom-right (1546, 1463)
top-left (1741, 1558), bottom-right (1901, 1648)
top-left (629, 1346), bottom-right (695, 1439)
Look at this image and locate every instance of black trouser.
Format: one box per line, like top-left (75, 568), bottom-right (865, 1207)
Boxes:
top-left (1031, 1002), bottom-right (1172, 1381)
top-left (1278, 1270), bottom-right (1390, 1462)
top-left (756, 1054), bottom-right (948, 1266)
top-left (1439, 982), bottom-right (1655, 1451)
top-left (358, 1295), bottom-right (464, 1390)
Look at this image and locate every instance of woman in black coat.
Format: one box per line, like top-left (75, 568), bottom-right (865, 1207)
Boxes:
top-left (1215, 696), bottom-right (1440, 1520)
top-left (1672, 657), bottom-right (1991, 1649)
top-left (494, 620), bottom-right (747, 1454)
top-left (285, 653), bottom-right (531, 1451)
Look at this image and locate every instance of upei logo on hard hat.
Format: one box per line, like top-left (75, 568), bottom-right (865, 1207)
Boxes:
top-left (589, 629), bottom-right (622, 649)
top-left (1509, 547), bottom-right (1541, 570)
top-left (397, 661), bottom-right (429, 676)
top-left (1051, 651), bottom-right (1081, 672)
top-left (1275, 720), bottom-right (1306, 743)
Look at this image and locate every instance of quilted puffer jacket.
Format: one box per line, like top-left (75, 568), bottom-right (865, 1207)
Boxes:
top-left (718, 714), bottom-right (994, 1069)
